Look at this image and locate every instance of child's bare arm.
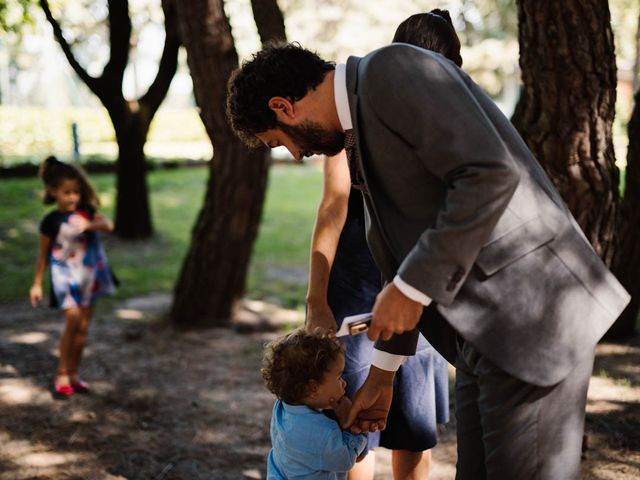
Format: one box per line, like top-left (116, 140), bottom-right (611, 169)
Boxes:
top-left (30, 234), bottom-right (50, 306)
top-left (88, 212), bottom-right (114, 233)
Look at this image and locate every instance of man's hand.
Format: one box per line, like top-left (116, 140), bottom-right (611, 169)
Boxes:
top-left (369, 282), bottom-right (423, 342)
top-left (306, 301), bottom-right (337, 334)
top-left (343, 366), bottom-right (394, 434)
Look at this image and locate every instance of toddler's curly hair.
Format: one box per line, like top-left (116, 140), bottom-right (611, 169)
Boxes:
top-left (261, 327), bottom-right (344, 405)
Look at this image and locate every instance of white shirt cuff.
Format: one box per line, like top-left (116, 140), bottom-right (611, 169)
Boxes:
top-left (371, 350), bottom-right (405, 372)
top-left (393, 275), bottom-right (432, 306)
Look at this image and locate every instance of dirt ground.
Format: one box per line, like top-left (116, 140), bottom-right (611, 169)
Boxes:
top-left (1, 294), bottom-right (639, 480)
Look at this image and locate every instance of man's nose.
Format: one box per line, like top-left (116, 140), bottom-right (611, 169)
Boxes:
top-left (283, 142), bottom-right (301, 161)
top-left (287, 148), bottom-right (302, 161)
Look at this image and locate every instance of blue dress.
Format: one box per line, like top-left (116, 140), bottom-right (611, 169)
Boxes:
top-left (40, 206), bottom-right (116, 309)
top-left (327, 190), bottom-right (449, 454)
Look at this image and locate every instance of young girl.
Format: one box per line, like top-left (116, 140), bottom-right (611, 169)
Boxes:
top-left (262, 328), bottom-right (367, 479)
top-left (30, 156), bottom-right (117, 396)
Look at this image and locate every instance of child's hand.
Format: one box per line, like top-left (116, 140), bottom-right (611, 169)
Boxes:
top-left (306, 302), bottom-right (337, 335)
top-left (68, 214), bottom-right (90, 233)
top-left (29, 284), bottom-right (43, 307)
top-left (330, 394), bottom-right (353, 428)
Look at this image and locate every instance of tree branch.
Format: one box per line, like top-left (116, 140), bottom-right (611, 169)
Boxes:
top-left (139, 0), bottom-right (180, 117)
top-left (102, 0), bottom-right (132, 87)
top-left (39, 0), bottom-right (99, 94)
top-left (250, 0), bottom-right (286, 45)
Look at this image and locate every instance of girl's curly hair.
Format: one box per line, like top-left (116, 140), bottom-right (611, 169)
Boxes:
top-left (38, 156), bottom-right (99, 207)
top-left (261, 327), bottom-right (344, 405)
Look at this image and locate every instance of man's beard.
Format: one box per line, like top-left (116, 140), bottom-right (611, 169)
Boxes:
top-left (278, 120), bottom-right (345, 158)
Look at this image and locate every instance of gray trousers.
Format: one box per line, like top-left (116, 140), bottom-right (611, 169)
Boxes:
top-left (454, 338), bottom-right (594, 480)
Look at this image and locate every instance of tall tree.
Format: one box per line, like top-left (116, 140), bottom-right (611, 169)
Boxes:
top-left (170, 0), bottom-right (285, 327)
top-left (634, 9), bottom-right (640, 92)
top-left (513, 0), bottom-right (640, 336)
top-left (40, 0), bottom-right (180, 238)
top-left (512, 0), bottom-right (620, 265)
top-left (611, 90), bottom-right (640, 336)
top-left (610, 8), bottom-right (640, 337)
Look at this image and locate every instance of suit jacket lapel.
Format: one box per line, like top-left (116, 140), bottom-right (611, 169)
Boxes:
top-left (345, 56), bottom-right (401, 278)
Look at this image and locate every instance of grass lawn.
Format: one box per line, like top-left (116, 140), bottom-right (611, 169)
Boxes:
top-left (0, 164), bottom-right (323, 310)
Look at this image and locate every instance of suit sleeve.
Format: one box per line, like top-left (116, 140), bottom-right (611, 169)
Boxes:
top-left (361, 45), bottom-right (520, 306)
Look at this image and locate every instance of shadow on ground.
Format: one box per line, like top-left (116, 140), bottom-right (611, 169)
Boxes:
top-left (0, 297), bottom-right (638, 479)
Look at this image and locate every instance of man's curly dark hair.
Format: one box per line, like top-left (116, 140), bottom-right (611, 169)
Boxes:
top-left (226, 42), bottom-right (335, 147)
top-left (261, 327), bottom-right (344, 405)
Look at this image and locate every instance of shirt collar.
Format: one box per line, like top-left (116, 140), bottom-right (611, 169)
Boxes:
top-left (282, 401), bottom-right (320, 414)
top-left (334, 63), bottom-right (352, 131)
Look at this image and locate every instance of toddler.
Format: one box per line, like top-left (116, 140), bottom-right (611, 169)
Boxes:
top-left (262, 328), bottom-right (367, 479)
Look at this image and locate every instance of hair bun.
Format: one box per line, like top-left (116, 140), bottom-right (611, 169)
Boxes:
top-left (429, 9), bottom-right (454, 26)
top-left (43, 155), bottom-right (60, 167)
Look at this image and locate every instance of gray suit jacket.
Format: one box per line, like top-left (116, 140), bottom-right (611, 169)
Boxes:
top-left (346, 44), bottom-right (630, 387)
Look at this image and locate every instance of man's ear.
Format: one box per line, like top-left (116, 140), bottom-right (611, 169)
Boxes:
top-left (268, 96), bottom-right (296, 123)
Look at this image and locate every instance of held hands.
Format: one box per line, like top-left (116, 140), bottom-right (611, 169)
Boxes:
top-left (329, 394), bottom-right (371, 460)
top-left (342, 366), bottom-right (394, 434)
top-left (369, 282), bottom-right (423, 342)
top-left (29, 284), bottom-right (43, 307)
top-left (329, 394), bottom-right (353, 427)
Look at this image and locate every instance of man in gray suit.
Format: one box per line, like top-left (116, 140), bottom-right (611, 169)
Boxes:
top-left (226, 43), bottom-right (630, 479)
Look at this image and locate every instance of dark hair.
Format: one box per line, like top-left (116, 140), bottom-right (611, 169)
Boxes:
top-left (393, 9), bottom-right (463, 67)
top-left (261, 327), bottom-right (344, 405)
top-left (226, 42), bottom-right (335, 147)
top-left (39, 156), bottom-right (99, 207)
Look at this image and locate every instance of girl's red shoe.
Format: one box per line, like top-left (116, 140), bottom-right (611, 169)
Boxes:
top-left (55, 383), bottom-right (74, 396)
top-left (71, 379), bottom-right (90, 393)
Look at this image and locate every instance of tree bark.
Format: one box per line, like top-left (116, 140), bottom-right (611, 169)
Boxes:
top-left (250, 0), bottom-right (287, 44)
top-left (40, 0), bottom-right (180, 239)
top-left (633, 11), bottom-right (640, 93)
top-left (609, 90), bottom-right (640, 337)
top-left (512, 0), bottom-right (620, 265)
top-left (109, 103), bottom-right (154, 238)
top-left (171, 0), bottom-right (284, 327)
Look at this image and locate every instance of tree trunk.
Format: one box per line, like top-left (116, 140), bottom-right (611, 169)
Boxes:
top-left (250, 0), bottom-right (286, 44)
top-left (171, 142), bottom-right (268, 326)
top-left (171, 0), bottom-right (283, 326)
top-left (633, 11), bottom-right (640, 93)
top-left (512, 0), bottom-right (620, 265)
top-left (609, 90), bottom-right (640, 337)
top-left (110, 104), bottom-right (154, 238)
